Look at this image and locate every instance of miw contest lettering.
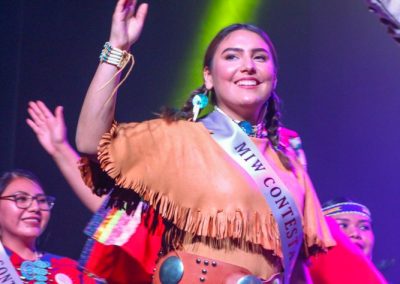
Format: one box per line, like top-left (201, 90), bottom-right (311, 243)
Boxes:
top-left (234, 142), bottom-right (300, 261)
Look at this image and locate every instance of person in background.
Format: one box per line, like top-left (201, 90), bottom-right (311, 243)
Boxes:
top-left (0, 169), bottom-right (104, 283)
top-left (309, 198), bottom-right (387, 283)
top-left (322, 198), bottom-right (374, 259)
top-left (26, 100), bottom-right (104, 213)
top-left (27, 100), bottom-right (161, 283)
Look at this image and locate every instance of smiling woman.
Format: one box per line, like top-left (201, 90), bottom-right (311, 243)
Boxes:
top-left (0, 169), bottom-right (103, 284)
top-left (203, 29), bottom-right (277, 123)
top-left (0, 171), bottom-right (51, 246)
top-left (308, 197), bottom-right (387, 283)
top-left (322, 198), bottom-right (375, 259)
top-left (75, 1), bottom-right (337, 283)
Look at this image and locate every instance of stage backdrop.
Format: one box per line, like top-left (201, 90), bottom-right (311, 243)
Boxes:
top-left (1, 1), bottom-right (398, 282)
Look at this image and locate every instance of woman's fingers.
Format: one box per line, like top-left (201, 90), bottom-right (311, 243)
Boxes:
top-left (27, 104), bottom-right (43, 125)
top-left (125, 0), bottom-right (137, 19)
top-left (126, 3), bottom-right (148, 44)
top-left (26, 118), bottom-right (41, 134)
top-left (36, 100), bottom-right (55, 119)
top-left (115, 0), bottom-right (131, 15)
top-left (54, 106), bottom-right (66, 130)
top-left (28, 101), bottom-right (52, 123)
top-left (135, 3), bottom-right (148, 27)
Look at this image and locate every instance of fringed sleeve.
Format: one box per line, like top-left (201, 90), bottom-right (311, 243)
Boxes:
top-left (79, 122), bottom-right (120, 197)
top-left (79, 156), bottom-right (115, 197)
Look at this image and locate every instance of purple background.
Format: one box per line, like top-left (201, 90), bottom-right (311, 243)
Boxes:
top-left (1, 1), bottom-right (398, 281)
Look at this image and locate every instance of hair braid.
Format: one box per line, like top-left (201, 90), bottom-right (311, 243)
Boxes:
top-left (265, 92), bottom-right (293, 171)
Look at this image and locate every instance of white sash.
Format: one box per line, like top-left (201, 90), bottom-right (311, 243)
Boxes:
top-left (0, 241), bottom-right (23, 284)
top-left (201, 109), bottom-right (303, 284)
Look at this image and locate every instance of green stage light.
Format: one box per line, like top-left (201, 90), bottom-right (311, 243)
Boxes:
top-left (170, 0), bottom-right (263, 108)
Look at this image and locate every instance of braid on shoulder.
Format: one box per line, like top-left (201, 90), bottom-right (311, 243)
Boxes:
top-left (265, 92), bottom-right (293, 171)
top-left (159, 85), bottom-right (208, 121)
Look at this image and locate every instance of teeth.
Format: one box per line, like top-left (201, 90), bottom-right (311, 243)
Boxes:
top-left (237, 80), bottom-right (257, 86)
top-left (23, 218), bottom-right (40, 222)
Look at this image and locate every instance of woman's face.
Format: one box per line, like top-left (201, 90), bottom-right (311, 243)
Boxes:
top-left (332, 213), bottom-right (375, 259)
top-left (204, 29), bottom-right (277, 123)
top-left (0, 177), bottom-right (50, 244)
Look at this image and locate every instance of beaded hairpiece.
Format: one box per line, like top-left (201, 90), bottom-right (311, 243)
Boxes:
top-left (322, 201), bottom-right (372, 218)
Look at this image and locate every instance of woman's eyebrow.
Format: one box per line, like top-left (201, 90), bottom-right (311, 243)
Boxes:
top-left (335, 217), bottom-right (350, 222)
top-left (221, 47), bottom-right (243, 54)
top-left (11, 190), bottom-right (29, 195)
top-left (221, 47), bottom-right (270, 54)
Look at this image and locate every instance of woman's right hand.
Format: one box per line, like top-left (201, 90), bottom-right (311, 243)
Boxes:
top-left (109, 0), bottom-right (148, 51)
top-left (27, 101), bottom-right (67, 156)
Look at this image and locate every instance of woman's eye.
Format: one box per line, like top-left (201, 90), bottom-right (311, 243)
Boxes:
top-left (360, 225), bottom-right (371, 231)
top-left (338, 223), bottom-right (348, 229)
top-left (254, 55), bottom-right (267, 61)
top-left (37, 198), bottom-right (48, 204)
top-left (15, 195), bottom-right (29, 202)
top-left (225, 54), bottom-right (238, 60)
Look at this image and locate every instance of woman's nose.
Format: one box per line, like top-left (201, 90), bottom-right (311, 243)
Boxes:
top-left (27, 198), bottom-right (40, 211)
top-left (241, 57), bottom-right (256, 73)
top-left (349, 227), bottom-right (362, 239)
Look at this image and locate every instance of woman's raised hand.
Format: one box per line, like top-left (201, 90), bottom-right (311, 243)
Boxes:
top-left (109, 0), bottom-right (148, 51)
top-left (26, 101), bottom-right (67, 156)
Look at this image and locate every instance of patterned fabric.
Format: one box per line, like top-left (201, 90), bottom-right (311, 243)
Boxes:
top-left (323, 202), bottom-right (372, 218)
top-left (79, 203), bottom-right (164, 284)
top-left (5, 247), bottom-right (104, 283)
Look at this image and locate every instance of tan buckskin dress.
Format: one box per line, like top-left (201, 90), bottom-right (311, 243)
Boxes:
top-left (81, 118), bottom-right (335, 280)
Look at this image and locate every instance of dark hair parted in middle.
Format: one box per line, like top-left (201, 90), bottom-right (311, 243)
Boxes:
top-left (161, 23), bottom-right (293, 170)
top-left (0, 169), bottom-right (43, 196)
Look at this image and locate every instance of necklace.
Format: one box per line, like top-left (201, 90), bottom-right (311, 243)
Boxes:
top-left (234, 120), bottom-right (268, 138)
top-left (19, 252), bottom-right (51, 284)
top-left (214, 107), bottom-right (268, 138)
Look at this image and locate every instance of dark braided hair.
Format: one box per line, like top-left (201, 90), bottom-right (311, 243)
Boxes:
top-left (161, 23), bottom-right (293, 170)
top-left (264, 92), bottom-right (293, 170)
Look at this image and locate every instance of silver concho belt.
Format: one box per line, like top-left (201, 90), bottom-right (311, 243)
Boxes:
top-left (158, 255), bottom-right (281, 284)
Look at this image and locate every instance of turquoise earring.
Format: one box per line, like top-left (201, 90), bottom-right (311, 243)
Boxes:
top-left (192, 91), bottom-right (209, 121)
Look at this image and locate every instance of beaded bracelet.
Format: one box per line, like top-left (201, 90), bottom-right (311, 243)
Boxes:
top-left (98, 42), bottom-right (135, 105)
top-left (99, 42), bottom-right (132, 69)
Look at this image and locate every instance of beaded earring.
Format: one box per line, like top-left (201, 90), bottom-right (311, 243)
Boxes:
top-left (191, 91), bottom-right (209, 121)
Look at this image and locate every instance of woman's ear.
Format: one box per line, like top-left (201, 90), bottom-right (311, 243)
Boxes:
top-left (273, 77), bottom-right (278, 90)
top-left (203, 67), bottom-right (213, 90)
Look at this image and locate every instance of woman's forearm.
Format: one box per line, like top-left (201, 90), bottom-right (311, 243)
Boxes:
top-left (76, 0), bottom-right (148, 154)
top-left (76, 62), bottom-right (121, 154)
top-left (52, 141), bottom-right (105, 212)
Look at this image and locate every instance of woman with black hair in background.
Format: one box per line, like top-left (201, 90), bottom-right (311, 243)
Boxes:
top-left (0, 169), bottom-right (103, 283)
top-left (309, 198), bottom-right (388, 283)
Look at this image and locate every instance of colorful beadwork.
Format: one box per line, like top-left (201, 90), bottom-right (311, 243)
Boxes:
top-left (20, 259), bottom-right (51, 283)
